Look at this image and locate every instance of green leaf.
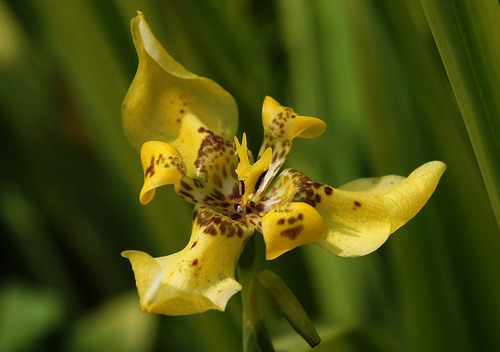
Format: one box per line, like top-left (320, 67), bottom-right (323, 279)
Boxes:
top-left (419, 0), bottom-right (500, 226)
top-left (256, 270), bottom-right (320, 348)
top-left (66, 292), bottom-right (158, 352)
top-left (0, 283), bottom-right (63, 351)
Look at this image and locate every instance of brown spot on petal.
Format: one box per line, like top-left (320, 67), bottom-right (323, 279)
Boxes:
top-left (145, 156), bottom-right (155, 177)
top-left (288, 217), bottom-right (296, 224)
top-left (256, 202), bottom-right (265, 213)
top-left (277, 218), bottom-right (286, 225)
top-left (180, 180), bottom-right (193, 191)
top-left (215, 217), bottom-right (224, 225)
top-left (315, 194), bottom-right (322, 203)
top-left (179, 190), bottom-right (195, 200)
top-left (324, 186), bottom-right (333, 196)
top-left (354, 201), bottom-right (362, 207)
top-left (281, 225), bottom-right (304, 240)
top-left (230, 213), bottom-right (242, 220)
top-left (298, 213), bottom-right (304, 220)
top-left (192, 259), bottom-right (199, 266)
top-left (190, 241), bottom-right (198, 249)
top-left (203, 225), bottom-right (218, 236)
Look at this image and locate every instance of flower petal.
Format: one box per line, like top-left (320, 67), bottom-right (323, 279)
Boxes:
top-left (139, 141), bottom-right (187, 204)
top-left (253, 97), bottom-right (326, 200)
top-left (261, 202), bottom-right (325, 260)
top-left (339, 161), bottom-right (447, 233)
top-left (260, 162), bottom-right (445, 257)
top-left (122, 206), bottom-right (253, 315)
top-left (318, 162), bottom-right (446, 256)
top-left (235, 133), bottom-right (272, 207)
top-left (262, 96), bottom-right (326, 140)
top-left (122, 12), bottom-right (238, 177)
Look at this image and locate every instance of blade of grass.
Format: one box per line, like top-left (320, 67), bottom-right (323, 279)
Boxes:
top-left (419, 0), bottom-right (500, 227)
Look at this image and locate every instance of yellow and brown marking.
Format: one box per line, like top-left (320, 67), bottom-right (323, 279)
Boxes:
top-left (145, 154), bottom-right (186, 178)
top-left (280, 225), bottom-right (304, 240)
top-left (194, 208), bottom-right (247, 238)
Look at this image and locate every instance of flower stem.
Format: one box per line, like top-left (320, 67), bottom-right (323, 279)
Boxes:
top-left (238, 236), bottom-right (274, 352)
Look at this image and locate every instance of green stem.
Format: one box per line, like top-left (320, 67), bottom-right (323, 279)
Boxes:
top-left (238, 236), bottom-right (274, 352)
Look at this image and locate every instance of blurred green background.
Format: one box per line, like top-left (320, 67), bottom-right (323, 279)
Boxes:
top-left (1, 0), bottom-right (499, 351)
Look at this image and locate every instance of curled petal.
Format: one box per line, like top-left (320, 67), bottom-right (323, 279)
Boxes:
top-left (254, 97), bottom-right (327, 201)
top-left (139, 141), bottom-right (186, 204)
top-left (317, 161), bottom-right (446, 256)
top-left (262, 202), bottom-right (326, 260)
top-left (339, 161), bottom-right (447, 233)
top-left (262, 96), bottom-right (326, 140)
top-left (122, 12), bottom-right (238, 176)
top-left (262, 161), bottom-right (446, 257)
top-left (123, 207), bottom-right (253, 315)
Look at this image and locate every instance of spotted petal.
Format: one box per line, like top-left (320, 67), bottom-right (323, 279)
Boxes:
top-left (337, 161), bottom-right (447, 234)
top-left (261, 161), bottom-right (446, 257)
top-left (253, 97), bottom-right (326, 200)
top-left (139, 141), bottom-right (187, 204)
top-left (261, 202), bottom-right (325, 260)
top-left (122, 206), bottom-right (253, 315)
top-left (122, 12), bottom-right (238, 177)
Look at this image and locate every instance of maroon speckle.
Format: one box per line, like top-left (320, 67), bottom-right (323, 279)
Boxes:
top-left (213, 217), bottom-right (222, 225)
top-left (190, 241), bottom-right (198, 249)
top-left (256, 203), bottom-right (265, 213)
top-left (281, 225), bottom-right (304, 240)
top-left (324, 186), bottom-right (333, 196)
top-left (192, 259), bottom-right (199, 266)
top-left (180, 180), bottom-right (193, 191)
top-left (354, 201), bottom-right (361, 207)
top-left (145, 156), bottom-right (155, 177)
top-left (230, 213), bottom-right (242, 220)
top-left (203, 225), bottom-right (218, 236)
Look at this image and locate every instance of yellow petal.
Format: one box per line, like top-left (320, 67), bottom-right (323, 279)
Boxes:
top-left (139, 141), bottom-right (186, 204)
top-left (313, 187), bottom-right (392, 257)
top-left (262, 162), bottom-right (445, 257)
top-left (122, 12), bottom-right (238, 176)
top-left (253, 97), bottom-right (327, 200)
top-left (316, 161), bottom-right (446, 256)
top-left (235, 134), bottom-right (272, 207)
top-left (122, 206), bottom-right (253, 315)
top-left (339, 161), bottom-right (447, 232)
top-left (262, 96), bottom-right (326, 140)
top-left (261, 202), bottom-right (325, 260)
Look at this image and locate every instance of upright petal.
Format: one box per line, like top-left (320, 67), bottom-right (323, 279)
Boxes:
top-left (253, 97), bottom-right (326, 200)
top-left (122, 207), bottom-right (253, 315)
top-left (122, 12), bottom-right (238, 177)
top-left (235, 133), bottom-right (272, 207)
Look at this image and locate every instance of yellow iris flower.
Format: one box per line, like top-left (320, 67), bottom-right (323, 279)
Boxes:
top-left (121, 12), bottom-right (446, 316)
